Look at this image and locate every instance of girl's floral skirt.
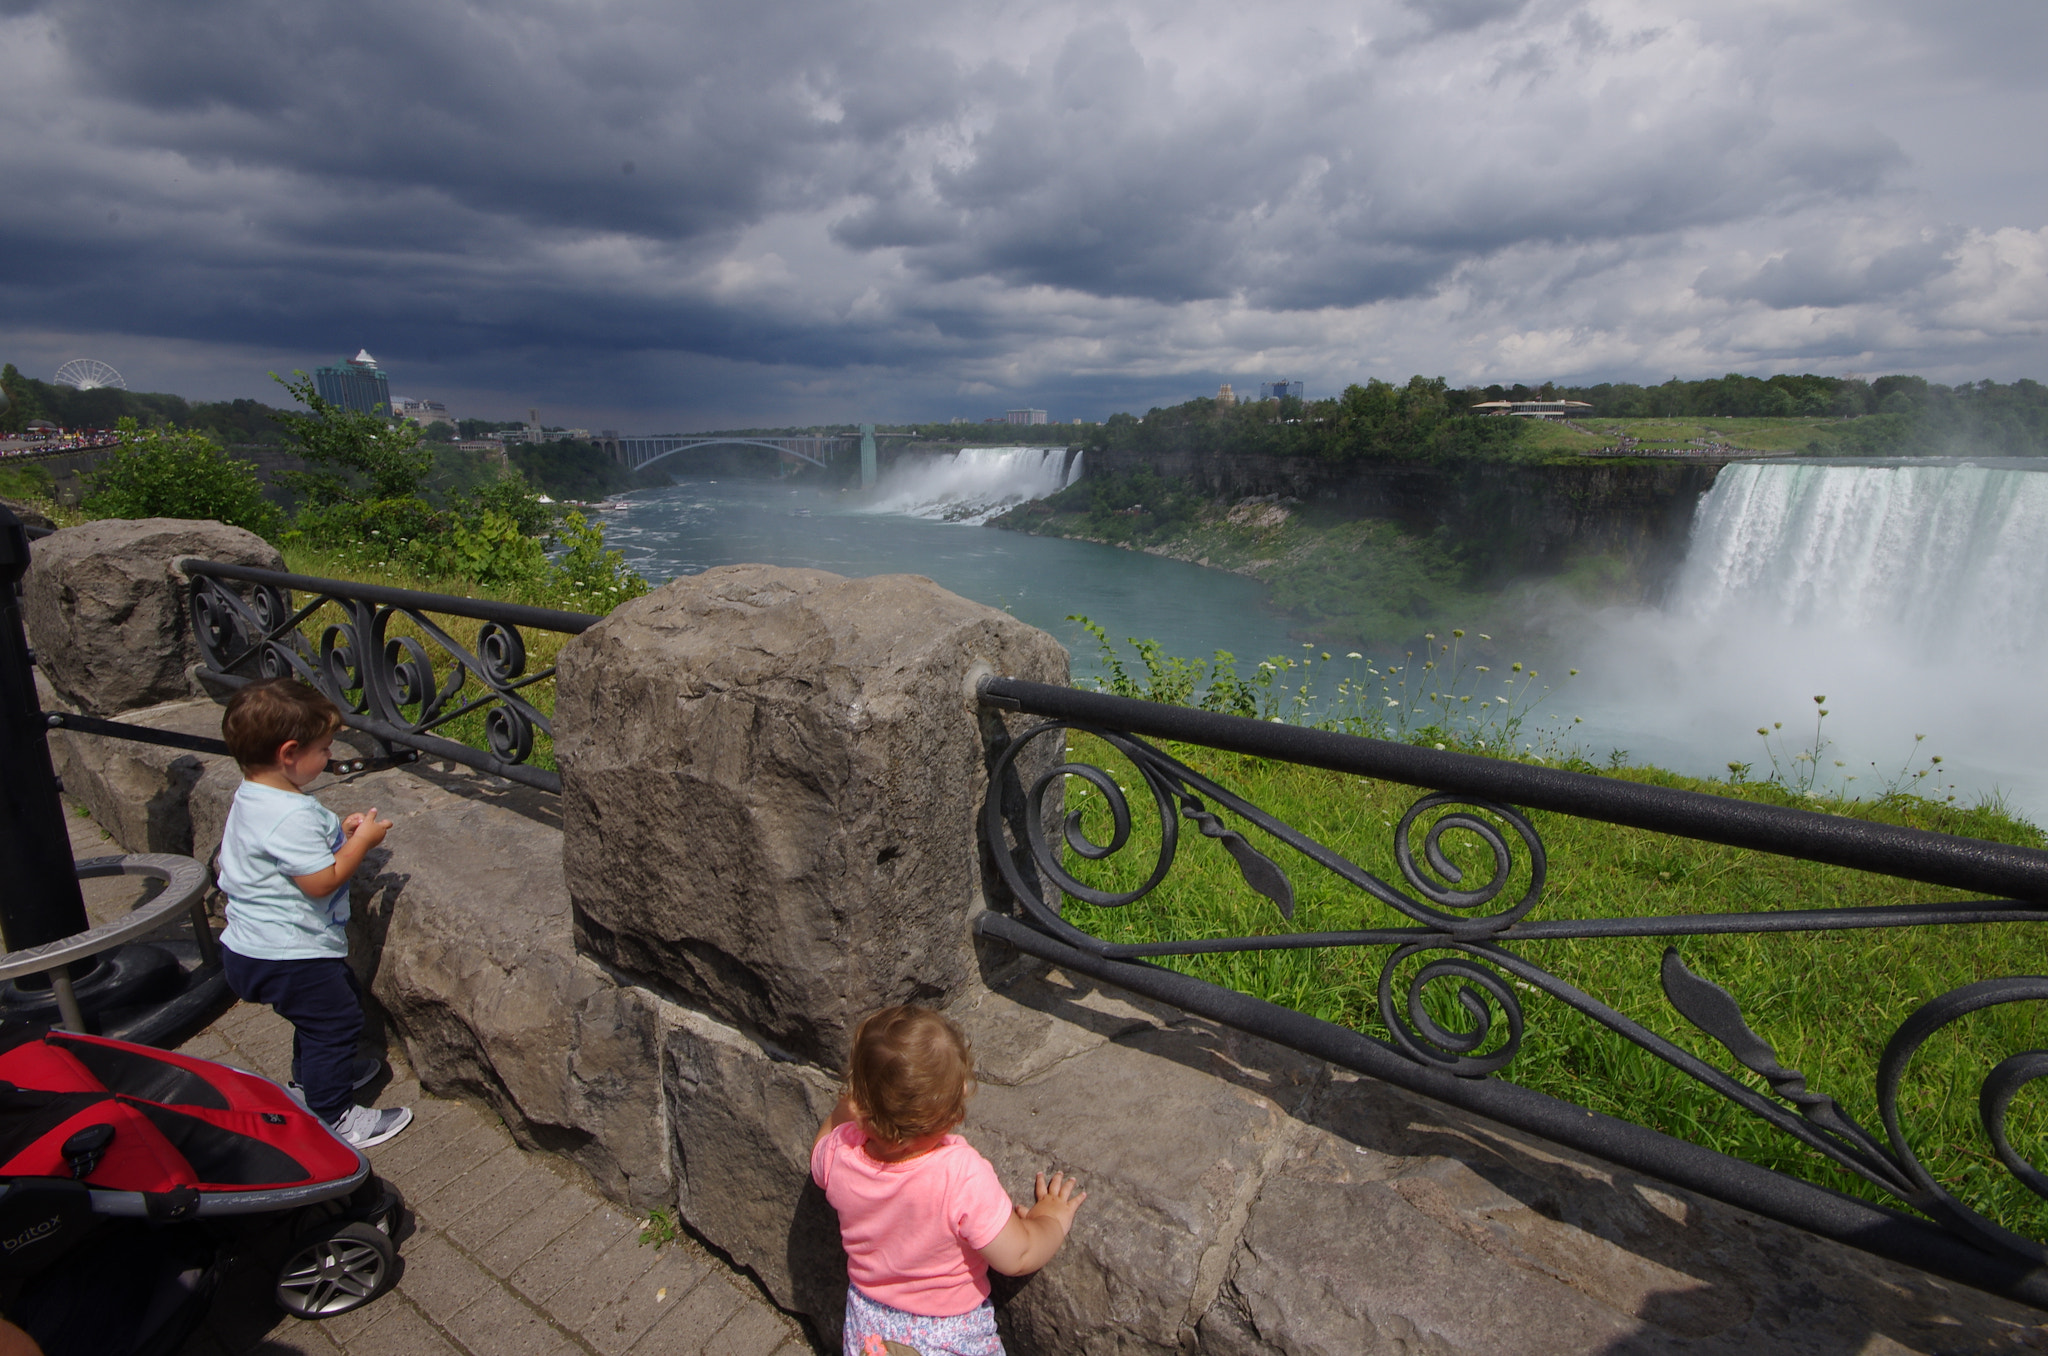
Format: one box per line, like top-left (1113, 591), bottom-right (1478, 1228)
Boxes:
top-left (844, 1284), bottom-right (1003, 1356)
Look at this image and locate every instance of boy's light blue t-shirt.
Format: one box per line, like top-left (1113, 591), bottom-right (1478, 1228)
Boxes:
top-left (217, 781), bottom-right (351, 960)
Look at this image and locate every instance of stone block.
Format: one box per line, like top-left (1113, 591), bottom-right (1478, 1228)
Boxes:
top-left (43, 692), bottom-right (236, 857)
top-left (661, 1004), bottom-right (842, 1322)
top-left (1195, 1053), bottom-right (2048, 1355)
top-left (24, 517), bottom-right (283, 716)
top-left (556, 563), bottom-right (1068, 1067)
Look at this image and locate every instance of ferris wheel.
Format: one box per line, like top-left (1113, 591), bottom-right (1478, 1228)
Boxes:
top-left (53, 359), bottom-right (127, 391)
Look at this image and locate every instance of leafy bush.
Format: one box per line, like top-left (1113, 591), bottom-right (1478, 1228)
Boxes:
top-left (549, 511), bottom-right (649, 607)
top-left (269, 370), bottom-right (433, 504)
top-left (81, 419), bottom-right (282, 538)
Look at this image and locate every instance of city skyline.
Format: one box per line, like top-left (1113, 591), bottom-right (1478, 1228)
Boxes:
top-left (0, 0), bottom-right (2042, 431)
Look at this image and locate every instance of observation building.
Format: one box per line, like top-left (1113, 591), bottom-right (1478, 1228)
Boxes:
top-left (1471, 399), bottom-right (1594, 419)
top-left (313, 349), bottom-right (392, 414)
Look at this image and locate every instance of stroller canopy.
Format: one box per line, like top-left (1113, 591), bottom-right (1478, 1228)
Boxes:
top-left (0, 1031), bottom-right (360, 1199)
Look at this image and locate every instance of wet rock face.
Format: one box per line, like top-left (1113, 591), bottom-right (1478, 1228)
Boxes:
top-left (554, 562), bottom-right (1069, 1068)
top-left (24, 517), bottom-right (283, 716)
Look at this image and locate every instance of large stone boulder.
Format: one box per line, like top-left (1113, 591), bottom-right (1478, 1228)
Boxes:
top-left (24, 517), bottom-right (284, 717)
top-left (42, 689), bottom-right (238, 859)
top-left (555, 563), bottom-right (1069, 1068)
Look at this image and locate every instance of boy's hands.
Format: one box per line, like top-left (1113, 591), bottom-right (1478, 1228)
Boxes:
top-left (1023, 1171), bottom-right (1087, 1235)
top-left (291, 807), bottom-right (393, 900)
top-left (346, 808), bottom-right (392, 849)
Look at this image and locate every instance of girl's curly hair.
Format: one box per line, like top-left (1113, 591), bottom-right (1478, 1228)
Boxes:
top-left (847, 1005), bottom-right (974, 1144)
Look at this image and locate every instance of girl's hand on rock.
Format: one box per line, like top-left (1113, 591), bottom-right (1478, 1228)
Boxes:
top-left (1028, 1170), bottom-right (1087, 1234)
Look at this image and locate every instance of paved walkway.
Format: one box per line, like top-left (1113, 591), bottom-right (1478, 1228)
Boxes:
top-left (64, 803), bottom-right (814, 1356)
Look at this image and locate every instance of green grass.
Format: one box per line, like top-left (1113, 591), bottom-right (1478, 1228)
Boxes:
top-left (1515, 416), bottom-right (1879, 458)
top-left (1053, 733), bottom-right (2048, 1241)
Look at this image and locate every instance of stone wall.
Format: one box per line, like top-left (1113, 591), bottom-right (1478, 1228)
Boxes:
top-left (24, 523), bottom-right (2048, 1353)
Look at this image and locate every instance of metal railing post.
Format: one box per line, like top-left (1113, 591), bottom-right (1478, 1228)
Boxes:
top-left (0, 504), bottom-right (94, 966)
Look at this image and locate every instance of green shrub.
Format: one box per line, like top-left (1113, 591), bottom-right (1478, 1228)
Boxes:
top-left (82, 419), bottom-right (282, 538)
top-left (549, 511), bottom-right (648, 607)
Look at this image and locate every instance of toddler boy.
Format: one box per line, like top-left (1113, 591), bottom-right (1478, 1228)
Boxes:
top-left (217, 676), bottom-right (411, 1148)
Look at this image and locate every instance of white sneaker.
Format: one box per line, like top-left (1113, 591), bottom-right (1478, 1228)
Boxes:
top-left (329, 1104), bottom-right (413, 1149)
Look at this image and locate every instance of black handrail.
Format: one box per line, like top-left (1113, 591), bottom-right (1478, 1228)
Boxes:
top-left (175, 560), bottom-right (600, 794)
top-left (978, 675), bottom-right (2048, 902)
top-left (178, 560), bottom-right (600, 636)
top-left (975, 675), bottom-right (2048, 1302)
top-left (975, 912), bottom-right (2048, 1309)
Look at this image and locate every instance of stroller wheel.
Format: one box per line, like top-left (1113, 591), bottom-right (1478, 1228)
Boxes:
top-left (274, 1220), bottom-right (396, 1318)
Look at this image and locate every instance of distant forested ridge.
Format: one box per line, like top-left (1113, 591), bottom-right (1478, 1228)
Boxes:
top-left (1494, 372), bottom-right (2048, 456)
top-left (906, 371), bottom-right (2048, 466)
top-left (0, 364), bottom-right (287, 444)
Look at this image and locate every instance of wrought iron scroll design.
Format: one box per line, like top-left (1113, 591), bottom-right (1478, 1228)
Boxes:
top-left (184, 562), bottom-right (597, 794)
top-left (982, 712), bottom-right (2048, 1266)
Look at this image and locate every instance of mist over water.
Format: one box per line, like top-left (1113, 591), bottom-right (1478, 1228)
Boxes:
top-left (861, 446), bottom-right (1083, 524)
top-left (1566, 458), bottom-right (2048, 821)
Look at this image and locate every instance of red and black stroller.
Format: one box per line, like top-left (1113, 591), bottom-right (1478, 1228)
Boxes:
top-left (0, 1029), bottom-right (402, 1355)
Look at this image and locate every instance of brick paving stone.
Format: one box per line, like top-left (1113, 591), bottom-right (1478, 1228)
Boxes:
top-left (386, 1231), bottom-right (497, 1330)
top-left (377, 1118), bottom-right (506, 1204)
top-left (625, 1272), bottom-right (749, 1355)
top-left (295, 1283), bottom-right (394, 1348)
top-left (541, 1210), bottom-right (668, 1335)
top-left (444, 1158), bottom-right (573, 1252)
top-left (412, 1139), bottom-right (526, 1220)
top-left (361, 1101), bottom-right (487, 1181)
top-left (709, 1299), bottom-right (805, 1352)
top-left (331, 1300), bottom-right (465, 1356)
top-left (510, 1204), bottom-right (643, 1308)
top-left (476, 1184), bottom-right (600, 1278)
top-left (578, 1249), bottom-right (717, 1356)
top-left (246, 1320), bottom-right (351, 1355)
top-left (442, 1285), bottom-right (581, 1356)
top-left (180, 1029), bottom-right (235, 1063)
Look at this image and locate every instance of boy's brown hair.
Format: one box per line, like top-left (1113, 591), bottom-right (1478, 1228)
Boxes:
top-left (222, 677), bottom-right (343, 770)
top-left (848, 1005), bottom-right (974, 1144)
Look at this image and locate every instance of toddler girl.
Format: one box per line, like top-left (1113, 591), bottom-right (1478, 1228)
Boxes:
top-left (812, 1005), bottom-right (1086, 1356)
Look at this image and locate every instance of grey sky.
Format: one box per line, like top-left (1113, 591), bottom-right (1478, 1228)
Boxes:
top-left (1, 0), bottom-right (2043, 429)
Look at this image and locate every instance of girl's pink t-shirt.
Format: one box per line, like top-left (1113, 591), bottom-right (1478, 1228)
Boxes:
top-left (810, 1121), bottom-right (1016, 1316)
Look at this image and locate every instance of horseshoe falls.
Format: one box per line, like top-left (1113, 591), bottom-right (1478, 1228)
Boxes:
top-left (1569, 458), bottom-right (2048, 822)
top-left (861, 446), bottom-right (1082, 524)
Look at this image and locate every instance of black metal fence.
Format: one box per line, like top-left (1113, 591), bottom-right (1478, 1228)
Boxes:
top-left (171, 560), bottom-right (597, 793)
top-left (975, 675), bottom-right (2048, 1305)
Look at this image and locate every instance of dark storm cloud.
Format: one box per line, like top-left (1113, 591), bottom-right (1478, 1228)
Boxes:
top-left (0, 0), bottom-right (2040, 423)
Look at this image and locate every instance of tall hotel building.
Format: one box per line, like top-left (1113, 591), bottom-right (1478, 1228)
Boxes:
top-left (313, 349), bottom-right (392, 414)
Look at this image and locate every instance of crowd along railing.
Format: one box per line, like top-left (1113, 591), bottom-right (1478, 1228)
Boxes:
top-left (974, 675), bottom-right (2048, 1306)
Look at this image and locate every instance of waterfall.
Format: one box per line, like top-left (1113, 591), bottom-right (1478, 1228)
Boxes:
top-left (1672, 459), bottom-right (2048, 656)
top-left (1571, 457), bottom-right (2048, 820)
top-left (862, 446), bottom-right (1082, 525)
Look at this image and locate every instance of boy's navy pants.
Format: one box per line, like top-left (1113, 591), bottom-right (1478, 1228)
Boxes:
top-left (219, 948), bottom-right (363, 1123)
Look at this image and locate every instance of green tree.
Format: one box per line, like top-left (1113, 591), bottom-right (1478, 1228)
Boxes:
top-left (0, 364), bottom-right (44, 434)
top-left (269, 370), bottom-right (432, 504)
top-left (82, 418), bottom-right (282, 537)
